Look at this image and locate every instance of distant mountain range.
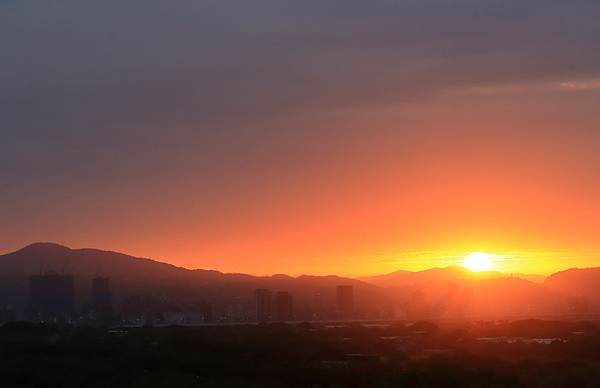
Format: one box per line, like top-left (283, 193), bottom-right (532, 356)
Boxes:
top-left (545, 267), bottom-right (600, 308)
top-left (0, 243), bottom-right (386, 320)
top-left (360, 266), bottom-right (545, 288)
top-left (0, 243), bottom-right (598, 320)
top-left (360, 266), bottom-right (597, 318)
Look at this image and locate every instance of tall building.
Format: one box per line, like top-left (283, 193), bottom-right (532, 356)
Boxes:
top-left (0, 306), bottom-right (16, 323)
top-left (255, 288), bottom-right (272, 322)
top-left (274, 291), bottom-right (293, 322)
top-left (336, 285), bottom-right (354, 319)
top-left (91, 277), bottom-right (113, 325)
top-left (28, 273), bottom-right (75, 322)
top-left (199, 301), bottom-right (213, 323)
top-left (225, 297), bottom-right (245, 322)
top-left (311, 293), bottom-right (325, 320)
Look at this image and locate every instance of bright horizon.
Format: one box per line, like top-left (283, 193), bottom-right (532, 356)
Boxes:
top-left (1, 242), bottom-right (596, 278)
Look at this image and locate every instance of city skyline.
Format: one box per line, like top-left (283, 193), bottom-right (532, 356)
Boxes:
top-left (3, 242), bottom-right (597, 325)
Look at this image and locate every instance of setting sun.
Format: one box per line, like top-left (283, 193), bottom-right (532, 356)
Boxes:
top-left (463, 252), bottom-right (493, 272)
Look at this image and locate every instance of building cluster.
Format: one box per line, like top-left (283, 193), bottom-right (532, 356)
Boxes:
top-left (0, 271), bottom-right (358, 326)
top-left (254, 285), bottom-right (354, 323)
top-left (255, 289), bottom-right (294, 322)
top-left (26, 273), bottom-right (113, 325)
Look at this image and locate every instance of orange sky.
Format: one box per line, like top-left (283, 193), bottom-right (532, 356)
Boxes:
top-left (3, 83), bottom-right (600, 277)
top-left (2, 2), bottom-right (600, 277)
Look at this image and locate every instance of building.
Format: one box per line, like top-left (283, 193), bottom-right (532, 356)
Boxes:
top-left (91, 277), bottom-right (113, 325)
top-left (163, 301), bottom-right (211, 325)
top-left (311, 293), bottom-right (326, 320)
top-left (199, 301), bottom-right (213, 323)
top-left (163, 312), bottom-right (205, 326)
top-left (255, 288), bottom-right (272, 322)
top-left (28, 273), bottom-right (75, 322)
top-left (91, 277), bottom-right (112, 308)
top-left (336, 285), bottom-right (354, 319)
top-left (274, 291), bottom-right (293, 322)
top-left (224, 297), bottom-right (246, 322)
top-left (0, 306), bottom-right (16, 324)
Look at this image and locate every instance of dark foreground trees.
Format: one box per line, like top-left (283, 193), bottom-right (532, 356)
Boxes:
top-left (0, 321), bottom-right (599, 387)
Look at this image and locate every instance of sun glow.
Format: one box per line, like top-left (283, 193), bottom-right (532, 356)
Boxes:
top-left (463, 252), bottom-right (493, 272)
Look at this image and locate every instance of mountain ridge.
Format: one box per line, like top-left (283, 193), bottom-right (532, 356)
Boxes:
top-left (0, 243), bottom-right (387, 320)
top-left (359, 265), bottom-right (545, 288)
top-left (1, 243), bottom-right (599, 319)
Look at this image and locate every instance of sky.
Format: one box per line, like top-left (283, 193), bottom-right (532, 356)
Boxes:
top-left (2, 1), bottom-right (600, 276)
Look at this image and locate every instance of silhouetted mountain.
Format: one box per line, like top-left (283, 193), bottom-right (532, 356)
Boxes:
top-left (0, 243), bottom-right (386, 320)
top-left (545, 268), bottom-right (600, 311)
top-left (2, 243), bottom-right (599, 321)
top-left (545, 268), bottom-right (600, 295)
top-left (361, 266), bottom-right (594, 318)
top-left (360, 266), bottom-right (517, 288)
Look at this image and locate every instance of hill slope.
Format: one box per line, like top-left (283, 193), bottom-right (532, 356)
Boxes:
top-left (361, 266), bottom-right (595, 318)
top-left (0, 243), bottom-right (385, 319)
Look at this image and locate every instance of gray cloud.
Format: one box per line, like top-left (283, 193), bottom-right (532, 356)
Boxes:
top-left (2, 1), bottom-right (599, 156)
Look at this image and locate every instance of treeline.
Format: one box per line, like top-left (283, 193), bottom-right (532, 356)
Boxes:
top-left (0, 320), bottom-right (599, 387)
